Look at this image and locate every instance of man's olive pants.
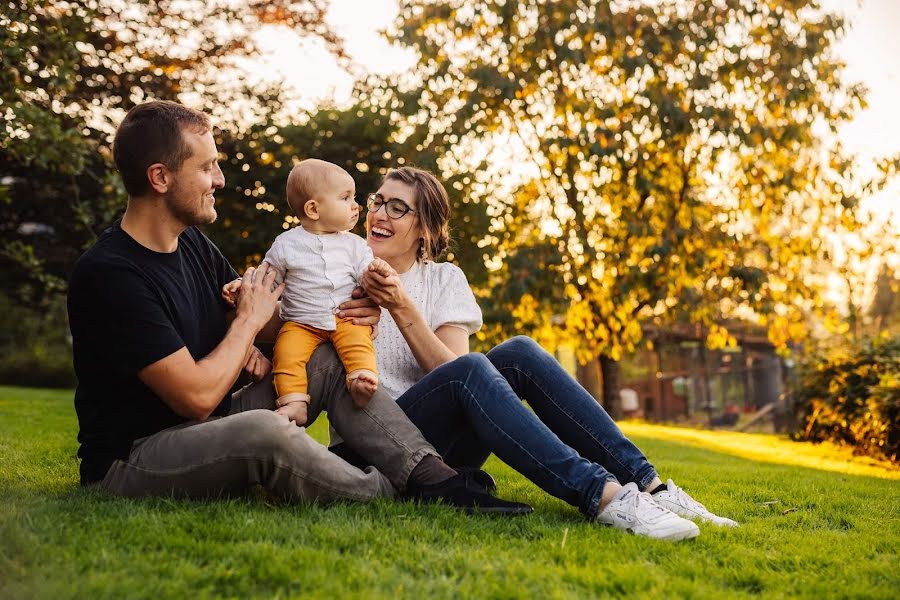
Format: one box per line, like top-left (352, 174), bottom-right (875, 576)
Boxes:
top-left (100, 344), bottom-right (436, 502)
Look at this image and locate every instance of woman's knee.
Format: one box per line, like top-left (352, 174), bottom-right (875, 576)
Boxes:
top-left (452, 351), bottom-right (493, 374)
top-left (487, 335), bottom-right (543, 362)
top-left (450, 352), bottom-right (516, 402)
top-left (435, 352), bottom-right (494, 390)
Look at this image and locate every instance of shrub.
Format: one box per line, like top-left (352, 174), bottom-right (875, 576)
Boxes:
top-left (0, 293), bottom-right (76, 388)
top-left (793, 336), bottom-right (899, 463)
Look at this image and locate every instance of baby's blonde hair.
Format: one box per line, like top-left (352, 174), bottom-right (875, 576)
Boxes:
top-left (286, 158), bottom-right (347, 218)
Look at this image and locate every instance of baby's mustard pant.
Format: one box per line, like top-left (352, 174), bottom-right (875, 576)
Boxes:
top-left (273, 318), bottom-right (377, 398)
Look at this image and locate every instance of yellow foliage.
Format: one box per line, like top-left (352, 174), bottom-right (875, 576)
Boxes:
top-left (511, 293), bottom-right (540, 325)
top-left (391, 0), bottom-right (897, 380)
top-left (768, 312), bottom-right (807, 350)
top-left (706, 323), bottom-right (737, 350)
top-left (823, 310), bottom-right (851, 335)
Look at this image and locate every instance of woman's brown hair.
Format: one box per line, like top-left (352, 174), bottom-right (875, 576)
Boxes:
top-left (383, 166), bottom-right (450, 262)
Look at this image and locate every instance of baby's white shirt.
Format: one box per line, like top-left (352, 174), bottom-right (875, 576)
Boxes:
top-left (263, 226), bottom-right (373, 331)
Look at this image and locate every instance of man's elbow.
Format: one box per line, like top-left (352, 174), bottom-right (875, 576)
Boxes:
top-left (184, 403), bottom-right (216, 422)
top-left (171, 389), bottom-right (220, 421)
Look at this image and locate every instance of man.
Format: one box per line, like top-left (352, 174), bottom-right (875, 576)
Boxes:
top-left (67, 100), bottom-right (529, 513)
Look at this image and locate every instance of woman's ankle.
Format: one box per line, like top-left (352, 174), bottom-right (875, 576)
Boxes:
top-left (598, 480), bottom-right (623, 511)
top-left (642, 476), bottom-right (663, 493)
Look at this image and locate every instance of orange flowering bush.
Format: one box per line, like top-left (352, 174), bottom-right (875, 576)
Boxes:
top-left (794, 336), bottom-right (899, 463)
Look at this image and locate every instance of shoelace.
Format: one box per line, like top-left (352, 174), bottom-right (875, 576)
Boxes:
top-left (628, 491), bottom-right (674, 523)
top-left (672, 485), bottom-right (709, 514)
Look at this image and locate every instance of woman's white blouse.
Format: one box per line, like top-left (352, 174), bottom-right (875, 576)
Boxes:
top-left (374, 260), bottom-right (483, 400)
top-left (263, 226), bottom-right (373, 331)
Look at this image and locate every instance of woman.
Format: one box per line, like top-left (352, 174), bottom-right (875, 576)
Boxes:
top-left (339, 166), bottom-right (738, 541)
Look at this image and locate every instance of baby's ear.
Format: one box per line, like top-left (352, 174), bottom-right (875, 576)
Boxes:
top-left (303, 200), bottom-right (319, 220)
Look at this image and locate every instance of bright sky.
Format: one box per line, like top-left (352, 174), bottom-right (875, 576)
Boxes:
top-left (248, 0), bottom-right (414, 106)
top-left (824, 0), bottom-right (900, 226)
top-left (251, 0), bottom-right (899, 231)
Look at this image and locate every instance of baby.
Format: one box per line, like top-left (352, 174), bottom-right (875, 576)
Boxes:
top-left (223, 159), bottom-right (392, 425)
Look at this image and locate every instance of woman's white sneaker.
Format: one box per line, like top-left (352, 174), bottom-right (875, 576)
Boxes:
top-left (651, 479), bottom-right (739, 527)
top-left (596, 482), bottom-right (700, 541)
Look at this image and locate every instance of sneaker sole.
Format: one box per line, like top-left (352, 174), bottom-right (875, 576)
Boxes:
top-left (623, 526), bottom-right (701, 541)
top-left (704, 519), bottom-right (739, 527)
top-left (654, 525), bottom-right (701, 541)
top-left (596, 521), bottom-right (701, 541)
top-left (657, 505), bottom-right (739, 528)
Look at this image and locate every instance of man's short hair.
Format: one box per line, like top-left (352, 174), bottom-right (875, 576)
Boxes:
top-left (112, 100), bottom-right (211, 197)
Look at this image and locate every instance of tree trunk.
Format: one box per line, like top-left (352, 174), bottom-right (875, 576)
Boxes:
top-left (576, 358), bottom-right (603, 404)
top-left (600, 354), bottom-right (623, 420)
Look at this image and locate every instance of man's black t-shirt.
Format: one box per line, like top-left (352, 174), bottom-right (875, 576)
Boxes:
top-left (68, 221), bottom-right (239, 484)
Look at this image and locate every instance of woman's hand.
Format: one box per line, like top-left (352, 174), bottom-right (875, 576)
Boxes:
top-left (360, 259), bottom-right (408, 310)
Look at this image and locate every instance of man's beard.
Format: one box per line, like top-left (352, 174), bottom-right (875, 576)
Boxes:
top-left (165, 180), bottom-right (217, 227)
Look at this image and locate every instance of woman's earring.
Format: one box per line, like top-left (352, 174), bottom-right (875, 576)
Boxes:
top-left (418, 239), bottom-right (427, 261)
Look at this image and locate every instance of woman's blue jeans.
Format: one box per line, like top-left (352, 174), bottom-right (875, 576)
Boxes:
top-left (395, 336), bottom-right (659, 519)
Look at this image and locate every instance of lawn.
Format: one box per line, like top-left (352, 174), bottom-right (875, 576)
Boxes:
top-left (1, 386), bottom-right (898, 599)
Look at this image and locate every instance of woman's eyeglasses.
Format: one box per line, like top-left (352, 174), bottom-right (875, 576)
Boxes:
top-left (366, 193), bottom-right (416, 219)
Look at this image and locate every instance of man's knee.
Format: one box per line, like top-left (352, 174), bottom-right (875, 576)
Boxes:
top-left (227, 410), bottom-right (299, 460)
top-left (231, 373), bottom-right (277, 413)
top-left (307, 342), bottom-right (352, 416)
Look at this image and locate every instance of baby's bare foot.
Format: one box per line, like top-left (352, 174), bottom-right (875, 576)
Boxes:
top-left (349, 372), bottom-right (378, 408)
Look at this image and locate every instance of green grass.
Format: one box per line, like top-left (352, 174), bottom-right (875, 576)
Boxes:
top-left (1, 386), bottom-right (898, 599)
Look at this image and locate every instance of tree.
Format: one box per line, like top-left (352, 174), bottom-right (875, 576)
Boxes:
top-left (1, 0), bottom-right (342, 304)
top-left (386, 0), bottom-right (895, 416)
top-left (803, 156), bottom-right (900, 342)
top-left (0, 0), bottom-right (354, 387)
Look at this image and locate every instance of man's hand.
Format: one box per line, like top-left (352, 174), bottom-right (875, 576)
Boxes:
top-left (236, 263), bottom-right (284, 333)
top-left (137, 264), bottom-right (282, 423)
top-left (243, 346), bottom-right (272, 382)
top-left (338, 286), bottom-right (382, 330)
top-left (222, 278), bottom-right (243, 308)
top-left (276, 399), bottom-right (309, 426)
